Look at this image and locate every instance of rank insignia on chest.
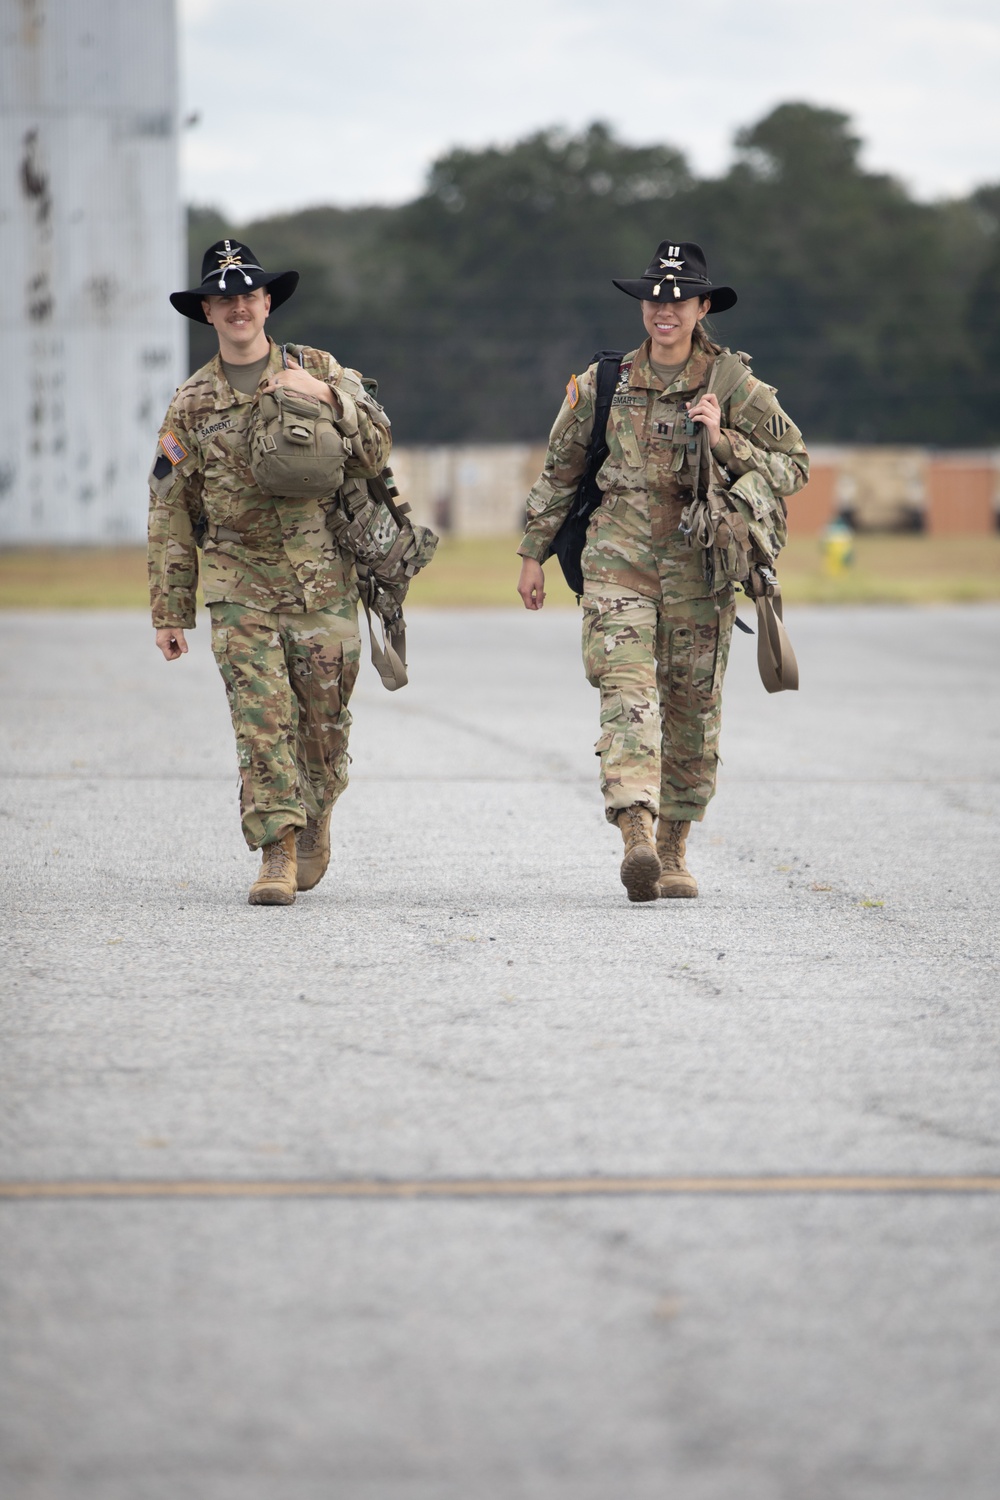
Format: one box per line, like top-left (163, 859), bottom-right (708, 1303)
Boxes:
top-left (764, 412), bottom-right (789, 440)
top-left (654, 419), bottom-right (675, 437)
top-left (566, 374), bottom-right (581, 409)
top-left (160, 431), bottom-right (188, 465)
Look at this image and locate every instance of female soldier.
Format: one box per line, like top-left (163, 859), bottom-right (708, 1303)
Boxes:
top-left (516, 241), bottom-right (808, 902)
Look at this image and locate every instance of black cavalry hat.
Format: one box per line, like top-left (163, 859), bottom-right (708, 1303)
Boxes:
top-left (169, 239), bottom-right (300, 324)
top-left (613, 240), bottom-right (737, 312)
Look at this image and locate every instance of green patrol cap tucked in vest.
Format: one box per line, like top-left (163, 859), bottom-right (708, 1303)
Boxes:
top-left (613, 241), bottom-right (737, 311)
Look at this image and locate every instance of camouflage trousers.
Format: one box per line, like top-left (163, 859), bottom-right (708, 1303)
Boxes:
top-left (210, 600), bottom-right (361, 850)
top-left (581, 585), bottom-right (736, 824)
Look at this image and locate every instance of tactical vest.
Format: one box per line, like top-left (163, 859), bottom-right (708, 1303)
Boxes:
top-left (324, 470), bottom-right (438, 691)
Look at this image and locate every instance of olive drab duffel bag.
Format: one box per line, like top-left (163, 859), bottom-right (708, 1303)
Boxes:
top-left (248, 345), bottom-right (349, 498)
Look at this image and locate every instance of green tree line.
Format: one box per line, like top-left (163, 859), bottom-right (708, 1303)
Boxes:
top-left (188, 103), bottom-right (1000, 447)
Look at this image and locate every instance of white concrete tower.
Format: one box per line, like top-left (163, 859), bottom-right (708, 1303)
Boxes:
top-left (0, 0), bottom-right (183, 542)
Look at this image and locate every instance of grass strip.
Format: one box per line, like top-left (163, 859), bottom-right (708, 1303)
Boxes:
top-left (1, 534), bottom-right (998, 610)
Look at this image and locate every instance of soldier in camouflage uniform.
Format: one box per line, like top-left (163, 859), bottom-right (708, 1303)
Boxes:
top-left (517, 242), bottom-right (808, 902)
top-left (149, 240), bottom-right (391, 905)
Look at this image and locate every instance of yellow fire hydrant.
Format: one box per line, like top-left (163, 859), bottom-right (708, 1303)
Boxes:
top-left (821, 516), bottom-right (854, 576)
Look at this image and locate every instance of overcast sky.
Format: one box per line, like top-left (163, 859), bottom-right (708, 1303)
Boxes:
top-left (180, 0), bottom-right (1000, 222)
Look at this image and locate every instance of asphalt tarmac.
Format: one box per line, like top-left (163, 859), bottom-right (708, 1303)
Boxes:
top-left (1, 604), bottom-right (998, 1500)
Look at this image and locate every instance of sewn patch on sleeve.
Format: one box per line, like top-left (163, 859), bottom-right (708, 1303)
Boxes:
top-left (566, 374), bottom-right (580, 409)
top-left (160, 431), bottom-right (188, 465)
top-left (764, 412), bottom-right (789, 441)
top-left (152, 454), bottom-right (172, 480)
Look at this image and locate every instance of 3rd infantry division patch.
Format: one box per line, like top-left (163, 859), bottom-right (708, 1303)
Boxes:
top-left (764, 412), bottom-right (789, 441)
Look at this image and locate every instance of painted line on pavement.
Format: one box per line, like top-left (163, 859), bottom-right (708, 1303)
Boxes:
top-left (2, 1175), bottom-right (1000, 1201)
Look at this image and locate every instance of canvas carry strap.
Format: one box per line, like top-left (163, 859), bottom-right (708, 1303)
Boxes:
top-left (359, 587), bottom-right (408, 691)
top-left (367, 469), bottom-right (406, 527)
top-left (685, 351), bottom-right (751, 505)
top-left (748, 573), bottom-right (799, 693)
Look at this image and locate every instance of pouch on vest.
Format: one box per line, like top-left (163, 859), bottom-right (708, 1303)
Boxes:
top-left (247, 383), bottom-right (348, 499)
top-left (324, 467), bottom-right (438, 692)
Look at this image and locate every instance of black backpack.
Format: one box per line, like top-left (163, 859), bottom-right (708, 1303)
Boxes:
top-left (545, 351), bottom-right (623, 596)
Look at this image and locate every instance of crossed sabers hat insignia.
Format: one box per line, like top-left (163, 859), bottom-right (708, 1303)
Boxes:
top-left (653, 254), bottom-right (685, 299)
top-left (213, 240), bottom-right (263, 292)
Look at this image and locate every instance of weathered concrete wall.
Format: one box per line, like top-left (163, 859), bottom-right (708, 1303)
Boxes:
top-left (0, 0), bottom-right (183, 542)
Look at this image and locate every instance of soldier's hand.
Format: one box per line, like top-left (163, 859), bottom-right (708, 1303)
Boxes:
top-left (687, 392), bottom-right (722, 446)
top-left (155, 627), bottom-right (188, 661)
top-left (267, 358), bottom-right (334, 408)
top-left (517, 558), bottom-right (546, 611)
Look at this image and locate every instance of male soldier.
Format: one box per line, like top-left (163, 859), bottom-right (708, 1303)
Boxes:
top-left (149, 239), bottom-right (391, 905)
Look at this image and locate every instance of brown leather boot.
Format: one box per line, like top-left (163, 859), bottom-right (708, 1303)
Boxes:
top-left (657, 820), bottom-right (698, 899)
top-left (617, 805), bottom-right (661, 903)
top-left (296, 808), bottom-right (332, 892)
top-left (248, 829), bottom-right (297, 906)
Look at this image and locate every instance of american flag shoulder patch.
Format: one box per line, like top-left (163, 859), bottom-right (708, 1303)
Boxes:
top-left (160, 431), bottom-right (188, 465)
top-left (764, 412), bottom-right (789, 441)
top-left (566, 374), bottom-right (580, 410)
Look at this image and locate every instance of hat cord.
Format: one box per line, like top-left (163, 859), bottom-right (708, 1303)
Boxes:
top-left (213, 241), bottom-right (263, 292)
top-left (217, 262), bottom-right (262, 292)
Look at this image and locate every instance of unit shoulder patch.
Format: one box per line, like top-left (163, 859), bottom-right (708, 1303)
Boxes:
top-left (160, 431), bottom-right (188, 465)
top-left (764, 412), bottom-right (790, 441)
top-left (566, 374), bottom-right (581, 410)
top-left (614, 361), bottom-right (634, 394)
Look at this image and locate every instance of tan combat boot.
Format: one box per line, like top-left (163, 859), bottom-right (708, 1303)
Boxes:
top-left (616, 805), bottom-right (661, 903)
top-left (657, 820), bottom-right (698, 899)
top-left (295, 808), bottom-right (332, 892)
top-left (248, 829), bottom-right (297, 906)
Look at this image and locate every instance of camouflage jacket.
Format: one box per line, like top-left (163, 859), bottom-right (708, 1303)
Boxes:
top-left (148, 338), bottom-right (392, 628)
top-left (519, 341), bottom-right (809, 602)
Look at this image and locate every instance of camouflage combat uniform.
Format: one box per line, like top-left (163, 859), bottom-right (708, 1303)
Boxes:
top-left (148, 337), bottom-right (391, 848)
top-left (519, 341), bottom-right (808, 823)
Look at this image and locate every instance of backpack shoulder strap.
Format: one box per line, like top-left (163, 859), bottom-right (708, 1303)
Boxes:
top-left (589, 350), bottom-right (624, 456)
top-left (707, 348), bottom-right (753, 407)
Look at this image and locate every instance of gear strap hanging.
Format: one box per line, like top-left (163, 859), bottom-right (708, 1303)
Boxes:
top-left (684, 354), bottom-right (800, 694)
top-left (358, 583), bottom-right (408, 690)
top-left (747, 572), bottom-right (799, 693)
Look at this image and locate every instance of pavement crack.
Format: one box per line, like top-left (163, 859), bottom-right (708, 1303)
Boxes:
top-left (866, 1102), bottom-right (1000, 1152)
